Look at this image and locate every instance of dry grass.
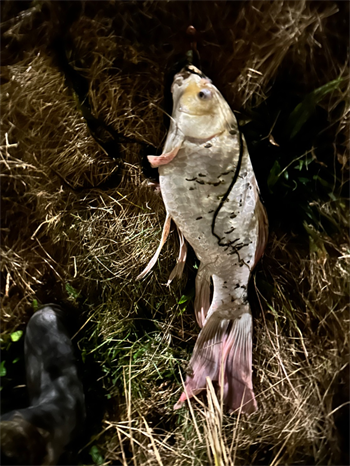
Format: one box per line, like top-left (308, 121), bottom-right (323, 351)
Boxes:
top-left (1, 1), bottom-right (349, 465)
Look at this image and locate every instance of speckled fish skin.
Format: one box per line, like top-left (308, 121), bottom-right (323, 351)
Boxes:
top-left (143, 65), bottom-right (268, 414)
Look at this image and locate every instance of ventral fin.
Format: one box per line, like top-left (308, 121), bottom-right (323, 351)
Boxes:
top-left (137, 214), bottom-right (172, 280)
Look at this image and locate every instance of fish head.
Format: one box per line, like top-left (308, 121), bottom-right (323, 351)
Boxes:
top-left (171, 65), bottom-right (234, 140)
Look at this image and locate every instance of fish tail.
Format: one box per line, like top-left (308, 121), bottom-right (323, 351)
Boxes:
top-left (174, 310), bottom-right (257, 414)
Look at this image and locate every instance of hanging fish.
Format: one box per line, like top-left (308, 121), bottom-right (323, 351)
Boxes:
top-left (138, 65), bottom-right (268, 414)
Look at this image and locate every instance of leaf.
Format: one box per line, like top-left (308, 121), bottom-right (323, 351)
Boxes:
top-left (267, 304), bottom-right (279, 319)
top-left (0, 361), bottom-right (6, 377)
top-left (178, 295), bottom-right (189, 304)
top-left (32, 299), bottom-right (38, 312)
top-left (267, 160), bottom-right (281, 193)
top-left (178, 290), bottom-right (194, 304)
top-left (298, 177), bottom-right (311, 185)
top-left (65, 283), bottom-right (80, 299)
top-left (287, 77), bottom-right (345, 139)
top-left (313, 175), bottom-right (333, 189)
top-left (10, 330), bottom-right (23, 342)
top-left (89, 445), bottom-right (104, 465)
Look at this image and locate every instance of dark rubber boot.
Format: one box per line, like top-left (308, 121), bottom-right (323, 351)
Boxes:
top-left (1, 304), bottom-right (85, 465)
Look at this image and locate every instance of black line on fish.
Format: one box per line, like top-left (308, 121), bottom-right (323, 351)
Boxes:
top-left (196, 216), bottom-right (203, 220)
top-left (211, 131), bottom-right (244, 248)
top-left (224, 227), bottom-right (235, 234)
top-left (218, 170), bottom-right (234, 177)
top-left (204, 143), bottom-right (212, 148)
top-left (189, 177), bottom-right (223, 186)
top-left (198, 173), bottom-right (206, 177)
top-left (227, 240), bottom-right (248, 255)
top-left (224, 237), bottom-right (240, 252)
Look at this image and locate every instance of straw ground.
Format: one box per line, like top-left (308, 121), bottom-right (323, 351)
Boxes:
top-left (1, 1), bottom-right (349, 465)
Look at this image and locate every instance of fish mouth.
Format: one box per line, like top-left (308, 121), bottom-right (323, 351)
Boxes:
top-left (172, 66), bottom-right (211, 91)
top-left (172, 73), bottom-right (187, 89)
top-left (184, 65), bottom-right (208, 79)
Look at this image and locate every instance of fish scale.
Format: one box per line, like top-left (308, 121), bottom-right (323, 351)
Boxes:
top-left (159, 135), bottom-right (257, 304)
top-left (139, 65), bottom-right (268, 414)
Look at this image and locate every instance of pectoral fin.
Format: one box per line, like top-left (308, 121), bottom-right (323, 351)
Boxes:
top-left (147, 146), bottom-right (181, 168)
top-left (136, 214), bottom-right (172, 280)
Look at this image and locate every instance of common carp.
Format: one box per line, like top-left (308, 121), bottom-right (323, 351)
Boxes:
top-left (138, 65), bottom-right (268, 414)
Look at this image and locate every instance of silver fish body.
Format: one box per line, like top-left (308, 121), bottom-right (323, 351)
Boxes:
top-left (140, 65), bottom-right (268, 414)
top-left (159, 132), bottom-right (258, 307)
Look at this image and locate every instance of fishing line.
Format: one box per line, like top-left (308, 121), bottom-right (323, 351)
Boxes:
top-left (211, 129), bottom-right (244, 247)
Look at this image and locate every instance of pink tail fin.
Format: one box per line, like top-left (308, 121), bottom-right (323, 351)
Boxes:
top-left (223, 313), bottom-right (257, 414)
top-left (174, 312), bottom-right (257, 414)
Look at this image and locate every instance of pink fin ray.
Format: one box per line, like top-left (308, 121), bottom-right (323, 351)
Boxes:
top-left (167, 227), bottom-right (187, 285)
top-left (194, 265), bottom-right (211, 328)
top-left (136, 214), bottom-right (171, 280)
top-left (174, 312), bottom-right (257, 415)
top-left (222, 314), bottom-right (257, 414)
top-left (148, 145), bottom-right (181, 168)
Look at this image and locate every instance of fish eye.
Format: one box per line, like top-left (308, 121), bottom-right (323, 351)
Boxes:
top-left (198, 89), bottom-right (212, 100)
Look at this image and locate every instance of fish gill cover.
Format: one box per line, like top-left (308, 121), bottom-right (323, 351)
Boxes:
top-left (0, 1), bottom-right (349, 465)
